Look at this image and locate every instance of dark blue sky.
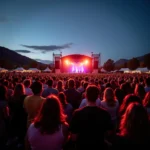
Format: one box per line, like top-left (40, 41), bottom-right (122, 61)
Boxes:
top-left (0, 0), bottom-right (149, 64)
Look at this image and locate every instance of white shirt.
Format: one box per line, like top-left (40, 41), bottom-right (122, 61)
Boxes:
top-left (27, 123), bottom-right (64, 150)
top-left (25, 88), bottom-right (33, 96)
top-left (79, 98), bottom-right (101, 108)
top-left (101, 100), bottom-right (119, 120)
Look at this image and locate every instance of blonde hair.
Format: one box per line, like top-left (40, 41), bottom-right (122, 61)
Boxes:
top-left (103, 87), bottom-right (116, 107)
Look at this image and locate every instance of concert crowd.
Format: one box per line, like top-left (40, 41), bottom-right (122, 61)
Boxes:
top-left (0, 73), bottom-right (150, 150)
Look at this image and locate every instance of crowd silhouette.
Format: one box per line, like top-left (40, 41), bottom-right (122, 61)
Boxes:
top-left (0, 72), bottom-right (150, 150)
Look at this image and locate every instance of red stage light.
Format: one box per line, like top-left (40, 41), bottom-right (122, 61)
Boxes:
top-left (65, 60), bottom-right (69, 65)
top-left (84, 60), bottom-right (88, 65)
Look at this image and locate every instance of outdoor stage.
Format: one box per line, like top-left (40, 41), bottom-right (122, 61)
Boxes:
top-left (53, 53), bottom-right (101, 73)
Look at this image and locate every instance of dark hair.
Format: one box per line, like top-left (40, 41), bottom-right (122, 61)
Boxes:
top-left (0, 85), bottom-right (7, 100)
top-left (114, 88), bottom-right (125, 105)
top-left (58, 92), bottom-right (68, 107)
top-left (3, 80), bottom-right (9, 87)
top-left (24, 79), bottom-right (31, 88)
top-left (83, 82), bottom-right (89, 90)
top-left (68, 79), bottom-right (75, 88)
top-left (34, 95), bottom-right (66, 134)
top-left (145, 77), bottom-right (150, 86)
top-left (31, 81), bottom-right (43, 95)
top-left (86, 85), bottom-right (99, 102)
top-left (47, 79), bottom-right (53, 87)
top-left (134, 84), bottom-right (146, 100)
top-left (143, 92), bottom-right (150, 107)
top-left (13, 83), bottom-right (25, 100)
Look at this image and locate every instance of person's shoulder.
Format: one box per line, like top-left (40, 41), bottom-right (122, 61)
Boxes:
top-left (97, 106), bottom-right (110, 115)
top-left (73, 107), bottom-right (85, 114)
top-left (40, 96), bottom-right (46, 101)
top-left (62, 121), bottom-right (69, 128)
top-left (24, 95), bottom-right (32, 102)
top-left (29, 123), bottom-right (35, 129)
top-left (101, 100), bottom-right (105, 104)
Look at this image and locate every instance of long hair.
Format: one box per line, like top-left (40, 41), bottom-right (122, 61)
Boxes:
top-left (13, 83), bottom-right (25, 100)
top-left (134, 83), bottom-right (146, 101)
top-left (34, 95), bottom-right (66, 134)
top-left (143, 92), bottom-right (150, 108)
top-left (119, 94), bottom-right (141, 117)
top-left (119, 102), bottom-right (150, 143)
top-left (58, 92), bottom-right (68, 108)
top-left (0, 85), bottom-right (7, 100)
top-left (103, 87), bottom-right (116, 107)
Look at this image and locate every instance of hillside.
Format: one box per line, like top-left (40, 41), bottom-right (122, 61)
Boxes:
top-left (0, 46), bottom-right (43, 69)
top-left (114, 53), bottom-right (150, 67)
top-left (35, 59), bottom-right (53, 65)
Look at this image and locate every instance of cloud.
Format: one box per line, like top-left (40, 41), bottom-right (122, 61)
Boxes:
top-left (15, 50), bottom-right (31, 53)
top-left (21, 43), bottom-right (73, 53)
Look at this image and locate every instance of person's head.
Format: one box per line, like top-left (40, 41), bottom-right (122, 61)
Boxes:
top-left (86, 85), bottom-right (99, 103)
top-left (114, 88), bottom-right (125, 105)
top-left (23, 79), bottom-right (31, 88)
top-left (119, 94), bottom-right (141, 117)
top-left (57, 80), bottom-right (63, 89)
top-left (68, 79), bottom-right (75, 88)
top-left (83, 82), bottom-right (89, 90)
top-left (58, 92), bottom-right (67, 107)
top-left (145, 77), bottom-right (150, 87)
top-left (120, 82), bottom-right (132, 96)
top-left (120, 102), bottom-right (150, 143)
top-left (14, 83), bottom-right (25, 98)
top-left (134, 83), bottom-right (146, 100)
top-left (0, 85), bottom-right (7, 100)
top-left (143, 92), bottom-right (150, 108)
top-left (34, 95), bottom-right (66, 134)
top-left (103, 87), bottom-right (114, 101)
top-left (47, 79), bottom-right (53, 87)
top-left (103, 87), bottom-right (116, 107)
top-left (31, 81), bottom-right (43, 95)
top-left (3, 80), bottom-right (9, 87)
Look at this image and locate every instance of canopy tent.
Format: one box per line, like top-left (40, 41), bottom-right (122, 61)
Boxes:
top-left (135, 67), bottom-right (149, 73)
top-left (119, 68), bottom-right (130, 73)
top-left (14, 67), bottom-right (26, 72)
top-left (119, 67), bottom-right (149, 73)
top-left (43, 67), bottom-right (52, 72)
top-left (0, 68), bottom-right (8, 72)
top-left (28, 68), bottom-right (41, 73)
top-left (101, 68), bottom-right (107, 72)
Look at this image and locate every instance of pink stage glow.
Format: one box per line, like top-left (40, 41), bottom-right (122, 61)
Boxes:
top-left (71, 63), bottom-right (84, 73)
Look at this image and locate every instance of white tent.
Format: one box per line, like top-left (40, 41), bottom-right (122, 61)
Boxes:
top-left (101, 68), bottom-right (107, 72)
top-left (135, 67), bottom-right (149, 73)
top-left (0, 68), bottom-right (8, 72)
top-left (43, 67), bottom-right (52, 72)
top-left (119, 68), bottom-right (130, 73)
top-left (14, 67), bottom-right (26, 72)
top-left (28, 68), bottom-right (41, 73)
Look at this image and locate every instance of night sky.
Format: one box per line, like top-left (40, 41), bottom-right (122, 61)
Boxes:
top-left (0, 0), bottom-right (149, 64)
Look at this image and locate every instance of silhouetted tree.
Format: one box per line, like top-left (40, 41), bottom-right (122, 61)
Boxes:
top-left (144, 54), bottom-right (150, 69)
top-left (29, 61), bottom-right (38, 68)
top-left (140, 62), bottom-right (146, 68)
top-left (103, 59), bottom-right (114, 71)
top-left (127, 58), bottom-right (140, 70)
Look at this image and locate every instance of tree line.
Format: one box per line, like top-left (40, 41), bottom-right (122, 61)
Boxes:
top-left (103, 53), bottom-right (150, 72)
